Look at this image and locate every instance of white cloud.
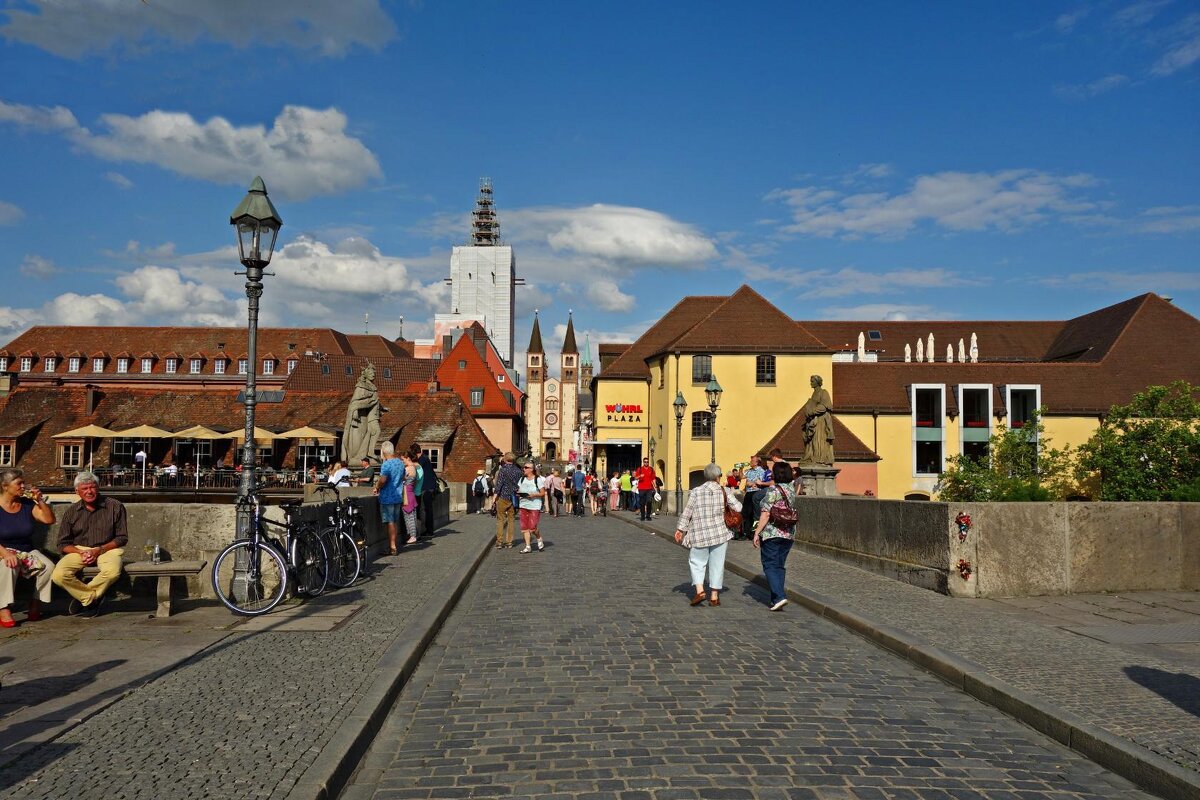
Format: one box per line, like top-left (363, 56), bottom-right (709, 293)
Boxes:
top-left (104, 171), bottom-right (133, 189)
top-left (1054, 73), bottom-right (1131, 99)
top-left (1152, 13), bottom-right (1200, 75)
top-left (766, 170), bottom-right (1099, 238)
top-left (743, 265), bottom-right (985, 299)
top-left (0, 306), bottom-right (35, 340)
top-left (506, 205), bottom-right (717, 267)
top-left (1135, 205), bottom-right (1200, 233)
top-left (819, 303), bottom-right (955, 321)
top-left (586, 279), bottom-right (636, 313)
top-left (1055, 8), bottom-right (1091, 33)
top-left (0, 200), bottom-right (24, 225)
top-left (1039, 270), bottom-right (1200, 292)
top-left (43, 292), bottom-right (128, 326)
top-left (1111, 1), bottom-right (1172, 30)
top-left (115, 265), bottom-right (239, 324)
top-left (0, 100), bottom-right (382, 201)
top-left (19, 255), bottom-right (58, 278)
top-left (0, 0), bottom-right (396, 59)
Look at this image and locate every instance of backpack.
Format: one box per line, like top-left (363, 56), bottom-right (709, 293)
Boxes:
top-left (767, 489), bottom-right (798, 530)
top-left (472, 477), bottom-right (486, 497)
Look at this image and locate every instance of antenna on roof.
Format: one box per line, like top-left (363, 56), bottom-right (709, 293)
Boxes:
top-left (364, 312), bottom-right (369, 335)
top-left (397, 316), bottom-right (404, 341)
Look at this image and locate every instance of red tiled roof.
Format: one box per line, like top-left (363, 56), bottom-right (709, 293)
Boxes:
top-left (761, 411), bottom-right (879, 463)
top-left (1042, 293), bottom-right (1147, 362)
top-left (283, 354), bottom-right (436, 393)
top-left (602, 296), bottom-right (725, 378)
top-left (800, 320), bottom-right (1064, 362)
top-left (342, 334), bottom-right (412, 360)
top-left (434, 334), bottom-right (519, 416)
top-left (669, 285), bottom-right (826, 354)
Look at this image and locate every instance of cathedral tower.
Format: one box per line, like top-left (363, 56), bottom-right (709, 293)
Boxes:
top-left (525, 311), bottom-right (545, 458)
top-left (560, 311), bottom-right (580, 462)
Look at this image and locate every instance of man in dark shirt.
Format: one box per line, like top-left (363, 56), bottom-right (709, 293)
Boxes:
top-left (52, 470), bottom-right (128, 617)
top-left (490, 452), bottom-right (522, 549)
top-left (353, 457), bottom-right (376, 485)
top-left (415, 445), bottom-right (439, 538)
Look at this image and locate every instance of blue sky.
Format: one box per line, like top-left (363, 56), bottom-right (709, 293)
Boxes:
top-left (1, 1), bottom-right (1197, 362)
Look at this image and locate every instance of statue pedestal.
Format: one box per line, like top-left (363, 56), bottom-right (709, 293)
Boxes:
top-left (796, 465), bottom-right (840, 497)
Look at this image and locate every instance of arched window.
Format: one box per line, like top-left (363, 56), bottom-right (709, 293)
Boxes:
top-left (546, 398), bottom-right (559, 412)
top-left (690, 410), bottom-right (712, 439)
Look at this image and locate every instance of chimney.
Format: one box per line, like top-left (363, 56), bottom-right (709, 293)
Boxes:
top-left (442, 335), bottom-right (453, 356)
top-left (427, 377), bottom-right (439, 395)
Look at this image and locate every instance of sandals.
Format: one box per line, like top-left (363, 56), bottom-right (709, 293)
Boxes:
top-left (689, 592), bottom-right (706, 606)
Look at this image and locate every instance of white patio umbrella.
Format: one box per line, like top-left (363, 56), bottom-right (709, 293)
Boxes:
top-left (52, 424), bottom-right (120, 471)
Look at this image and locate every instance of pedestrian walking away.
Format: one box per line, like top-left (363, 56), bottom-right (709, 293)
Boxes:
top-left (571, 464), bottom-right (586, 517)
top-left (635, 458), bottom-right (657, 521)
top-left (491, 452), bottom-right (521, 548)
top-left (470, 469), bottom-right (491, 514)
top-left (673, 463), bottom-right (741, 607)
top-left (517, 462), bottom-right (547, 553)
top-left (753, 459), bottom-right (798, 611)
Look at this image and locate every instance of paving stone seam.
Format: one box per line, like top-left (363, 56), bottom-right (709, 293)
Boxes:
top-left (281, 530), bottom-right (494, 800)
top-left (617, 514), bottom-right (1200, 800)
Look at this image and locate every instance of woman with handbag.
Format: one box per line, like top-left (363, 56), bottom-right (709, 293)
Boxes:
top-left (672, 463), bottom-right (742, 607)
top-left (752, 460), bottom-right (798, 611)
top-left (399, 451), bottom-right (421, 546)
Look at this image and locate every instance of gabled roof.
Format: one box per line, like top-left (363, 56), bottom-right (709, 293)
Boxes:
top-left (761, 410), bottom-right (879, 463)
top-left (1042, 293), bottom-right (1147, 362)
top-left (601, 295), bottom-right (725, 378)
top-left (434, 334), bottom-right (520, 416)
top-left (283, 354), bottom-right (436, 393)
top-left (669, 285), bottom-right (826, 354)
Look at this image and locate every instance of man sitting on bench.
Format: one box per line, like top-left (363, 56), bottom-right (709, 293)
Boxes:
top-left (52, 470), bottom-right (128, 618)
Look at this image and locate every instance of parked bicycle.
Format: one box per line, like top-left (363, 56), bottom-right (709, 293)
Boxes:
top-left (311, 484), bottom-right (365, 588)
top-left (211, 495), bottom-right (329, 616)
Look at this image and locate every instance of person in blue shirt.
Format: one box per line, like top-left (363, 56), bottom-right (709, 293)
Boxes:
top-left (571, 464), bottom-right (587, 517)
top-left (373, 442), bottom-right (405, 555)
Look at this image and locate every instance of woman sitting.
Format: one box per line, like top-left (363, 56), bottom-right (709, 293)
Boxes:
top-left (0, 469), bottom-right (56, 627)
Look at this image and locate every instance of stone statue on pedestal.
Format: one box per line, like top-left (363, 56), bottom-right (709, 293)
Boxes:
top-left (341, 363), bottom-right (381, 463)
top-left (799, 375), bottom-right (835, 466)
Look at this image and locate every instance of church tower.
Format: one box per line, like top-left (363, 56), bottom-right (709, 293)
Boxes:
top-left (561, 311), bottom-right (580, 463)
top-left (525, 311), bottom-right (545, 458)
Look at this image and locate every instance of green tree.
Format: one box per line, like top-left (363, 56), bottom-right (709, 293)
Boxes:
top-left (1076, 381), bottom-right (1200, 501)
top-left (937, 411), bottom-right (1076, 502)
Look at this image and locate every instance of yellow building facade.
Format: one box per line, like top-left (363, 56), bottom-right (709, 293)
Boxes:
top-left (593, 287), bottom-right (1200, 507)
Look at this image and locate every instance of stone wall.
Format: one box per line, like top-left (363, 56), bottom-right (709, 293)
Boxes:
top-left (792, 496), bottom-right (1198, 598)
top-left (32, 488), bottom-right (452, 600)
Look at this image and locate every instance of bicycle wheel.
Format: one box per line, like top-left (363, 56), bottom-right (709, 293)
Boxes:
top-left (212, 539), bottom-right (288, 616)
top-left (324, 527), bottom-right (362, 588)
top-left (290, 529), bottom-right (328, 597)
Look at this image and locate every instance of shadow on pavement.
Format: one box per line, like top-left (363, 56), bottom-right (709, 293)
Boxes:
top-left (1124, 665), bottom-right (1200, 718)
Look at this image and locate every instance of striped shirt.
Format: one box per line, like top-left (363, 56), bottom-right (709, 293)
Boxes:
top-left (57, 496), bottom-right (128, 549)
top-left (675, 481), bottom-right (742, 549)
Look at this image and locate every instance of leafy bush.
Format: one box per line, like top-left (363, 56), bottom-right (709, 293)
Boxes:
top-left (937, 412), bottom-right (1076, 502)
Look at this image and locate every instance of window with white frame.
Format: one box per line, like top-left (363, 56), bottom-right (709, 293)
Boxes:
top-left (19, 357), bottom-right (32, 372)
top-left (1006, 385), bottom-right (1041, 430)
top-left (59, 442), bottom-right (83, 468)
top-left (497, 374), bottom-right (505, 383)
top-left (166, 358), bottom-right (177, 374)
top-left (262, 359), bottom-right (274, 375)
top-left (214, 359), bottom-right (226, 375)
top-left (912, 384), bottom-right (945, 475)
top-left (470, 388), bottom-right (484, 407)
top-left (238, 358), bottom-right (248, 375)
top-left (420, 446), bottom-right (441, 470)
top-left (0, 442), bottom-right (11, 466)
top-left (141, 358), bottom-right (153, 373)
top-left (287, 359), bottom-right (297, 374)
top-left (0, 357), bottom-right (7, 371)
top-left (190, 358), bottom-right (202, 374)
top-left (44, 357), bottom-right (56, 372)
top-left (93, 357), bottom-right (105, 372)
top-left (68, 357), bottom-right (81, 373)
top-left (958, 384), bottom-right (992, 462)
top-left (117, 357), bottom-right (129, 373)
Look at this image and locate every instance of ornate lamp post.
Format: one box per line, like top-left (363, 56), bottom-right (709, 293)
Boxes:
top-left (705, 376), bottom-right (723, 466)
top-left (648, 436), bottom-right (656, 460)
top-left (673, 391), bottom-right (686, 513)
top-left (230, 177), bottom-right (282, 534)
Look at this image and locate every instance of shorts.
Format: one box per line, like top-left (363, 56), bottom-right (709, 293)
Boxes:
top-left (519, 509), bottom-right (542, 531)
top-left (380, 503), bottom-right (401, 524)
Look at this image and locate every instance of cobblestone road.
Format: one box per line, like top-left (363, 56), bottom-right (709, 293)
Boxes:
top-left (0, 525), bottom-right (488, 800)
top-left (344, 514), bottom-right (1155, 800)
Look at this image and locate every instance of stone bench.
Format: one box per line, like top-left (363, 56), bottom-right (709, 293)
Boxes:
top-left (80, 560), bottom-right (208, 618)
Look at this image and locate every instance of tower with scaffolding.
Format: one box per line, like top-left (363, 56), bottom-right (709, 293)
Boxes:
top-left (432, 178), bottom-right (524, 367)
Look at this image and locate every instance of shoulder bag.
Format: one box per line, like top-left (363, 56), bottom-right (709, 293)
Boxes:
top-left (720, 484), bottom-right (742, 531)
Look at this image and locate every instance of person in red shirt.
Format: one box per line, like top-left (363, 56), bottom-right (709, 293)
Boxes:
top-left (634, 458), bottom-right (658, 522)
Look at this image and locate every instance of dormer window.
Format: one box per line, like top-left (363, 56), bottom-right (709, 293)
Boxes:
top-left (19, 357), bottom-right (31, 373)
top-left (262, 359), bottom-right (274, 375)
top-left (238, 359), bottom-right (248, 375)
top-left (141, 358), bottom-right (153, 373)
top-left (287, 359), bottom-right (298, 374)
top-left (117, 357), bottom-right (129, 374)
top-left (498, 374), bottom-right (506, 383)
top-left (190, 358), bottom-right (202, 374)
top-left (214, 359), bottom-right (226, 375)
top-left (44, 357), bottom-right (56, 372)
top-left (0, 357), bottom-right (8, 371)
top-left (92, 357), bottom-right (104, 372)
top-left (68, 357), bottom-right (81, 373)
top-left (165, 358), bottom-right (178, 374)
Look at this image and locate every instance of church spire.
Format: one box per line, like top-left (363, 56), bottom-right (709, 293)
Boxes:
top-left (527, 310), bottom-right (545, 354)
top-left (562, 310), bottom-right (578, 355)
top-left (582, 333), bottom-right (591, 366)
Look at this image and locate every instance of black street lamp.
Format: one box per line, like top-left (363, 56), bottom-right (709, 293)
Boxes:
top-left (705, 376), bottom-right (723, 466)
top-left (673, 390), bottom-right (687, 513)
top-left (230, 177), bottom-right (282, 534)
